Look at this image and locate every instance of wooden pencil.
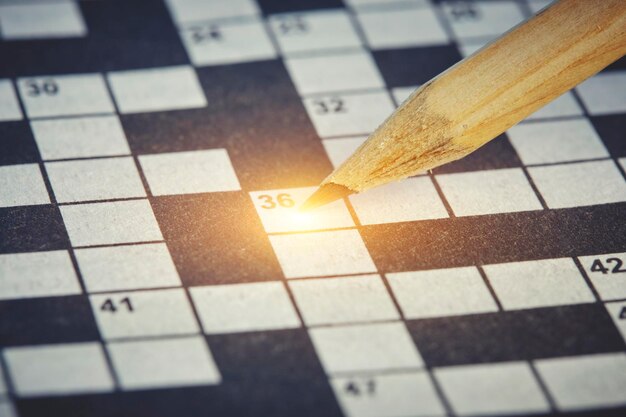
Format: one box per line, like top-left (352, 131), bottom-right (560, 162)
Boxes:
top-left (301, 0), bottom-right (626, 211)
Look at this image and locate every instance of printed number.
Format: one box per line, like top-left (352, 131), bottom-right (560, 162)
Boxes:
top-left (590, 258), bottom-right (626, 274)
top-left (344, 379), bottom-right (376, 397)
top-left (100, 297), bottom-right (134, 313)
top-left (449, 1), bottom-right (480, 21)
top-left (277, 16), bottom-right (308, 35)
top-left (190, 24), bottom-right (221, 43)
top-left (25, 79), bottom-right (58, 97)
top-left (313, 98), bottom-right (346, 114)
top-left (258, 193), bottom-right (295, 209)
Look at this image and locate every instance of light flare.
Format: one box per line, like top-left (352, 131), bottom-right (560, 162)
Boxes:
top-left (288, 211), bottom-right (315, 228)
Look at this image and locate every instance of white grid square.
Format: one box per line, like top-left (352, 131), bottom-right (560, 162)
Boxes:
top-left (165, 0), bottom-right (259, 24)
top-left (303, 91), bottom-right (395, 137)
top-left (17, 74), bottom-right (114, 118)
top-left (391, 86), bottom-right (417, 105)
top-left (107, 66), bottom-right (207, 114)
top-left (0, 365), bottom-right (6, 396)
top-left (190, 282), bottom-right (300, 334)
top-left (31, 115), bottom-right (130, 161)
top-left (139, 149), bottom-right (240, 196)
top-left (357, 5), bottom-right (449, 49)
top-left (441, 0), bottom-right (525, 40)
top-left (508, 119), bottom-right (608, 165)
top-left (90, 288), bottom-right (200, 340)
top-left (4, 343), bottom-right (114, 397)
top-left (387, 267), bottom-right (498, 319)
top-left (535, 353), bottom-right (626, 410)
top-left (523, 92), bottom-right (583, 120)
top-left (269, 10), bottom-right (361, 55)
top-left (456, 39), bottom-right (487, 58)
top-left (578, 252), bottom-right (626, 301)
top-left (180, 19), bottom-right (277, 66)
top-left (576, 71), bottom-right (626, 116)
top-left (349, 177), bottom-right (449, 225)
top-left (289, 275), bottom-right (399, 326)
top-left (436, 168), bottom-right (542, 216)
top-left (309, 322), bottom-right (423, 374)
top-left (0, 1), bottom-right (86, 40)
top-left (107, 337), bottom-right (221, 389)
top-left (528, 0), bottom-right (554, 14)
top-left (0, 164), bottom-right (50, 208)
top-left (331, 371), bottom-right (446, 417)
top-left (483, 258), bottom-right (595, 310)
top-left (0, 79), bottom-right (22, 121)
top-left (249, 187), bottom-right (354, 233)
top-left (323, 136), bottom-right (367, 168)
top-left (269, 230), bottom-right (377, 279)
top-left (528, 160), bottom-right (626, 209)
top-left (605, 302), bottom-right (626, 343)
top-left (345, 0), bottom-right (431, 7)
top-left (435, 362), bottom-right (549, 416)
top-left (0, 251), bottom-right (80, 301)
top-left (60, 200), bottom-right (163, 247)
top-left (46, 157), bottom-right (146, 203)
top-left (0, 402), bottom-right (15, 417)
top-left (75, 243), bottom-right (181, 293)
top-left (285, 51), bottom-right (385, 95)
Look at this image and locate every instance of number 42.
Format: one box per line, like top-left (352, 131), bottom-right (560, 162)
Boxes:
top-left (590, 258), bottom-right (626, 274)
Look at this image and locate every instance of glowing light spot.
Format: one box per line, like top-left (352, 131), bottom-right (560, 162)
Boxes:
top-left (289, 211), bottom-right (315, 227)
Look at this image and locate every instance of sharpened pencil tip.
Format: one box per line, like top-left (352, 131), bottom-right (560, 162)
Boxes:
top-left (299, 183), bottom-right (354, 212)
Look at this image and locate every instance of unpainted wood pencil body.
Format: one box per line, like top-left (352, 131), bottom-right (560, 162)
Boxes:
top-left (323, 0), bottom-right (626, 194)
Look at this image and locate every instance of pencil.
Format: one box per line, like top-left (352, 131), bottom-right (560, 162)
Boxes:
top-left (301, 0), bottom-right (626, 211)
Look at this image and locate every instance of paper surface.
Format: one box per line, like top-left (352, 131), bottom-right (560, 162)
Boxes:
top-left (0, 0), bottom-right (625, 416)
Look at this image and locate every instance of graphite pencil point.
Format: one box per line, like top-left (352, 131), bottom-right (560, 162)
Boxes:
top-left (299, 183), bottom-right (354, 212)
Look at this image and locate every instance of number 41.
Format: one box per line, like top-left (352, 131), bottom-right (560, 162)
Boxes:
top-left (100, 297), bottom-right (134, 313)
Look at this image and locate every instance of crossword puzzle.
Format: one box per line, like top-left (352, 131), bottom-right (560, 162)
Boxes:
top-left (0, 0), bottom-right (625, 416)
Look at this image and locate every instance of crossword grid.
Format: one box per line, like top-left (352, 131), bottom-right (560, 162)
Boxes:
top-left (0, 0), bottom-right (625, 416)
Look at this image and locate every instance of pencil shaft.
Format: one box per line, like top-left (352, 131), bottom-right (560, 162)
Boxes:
top-left (325, 0), bottom-right (626, 193)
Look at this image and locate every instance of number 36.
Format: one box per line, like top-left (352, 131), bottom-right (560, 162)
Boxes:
top-left (257, 193), bottom-right (295, 209)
